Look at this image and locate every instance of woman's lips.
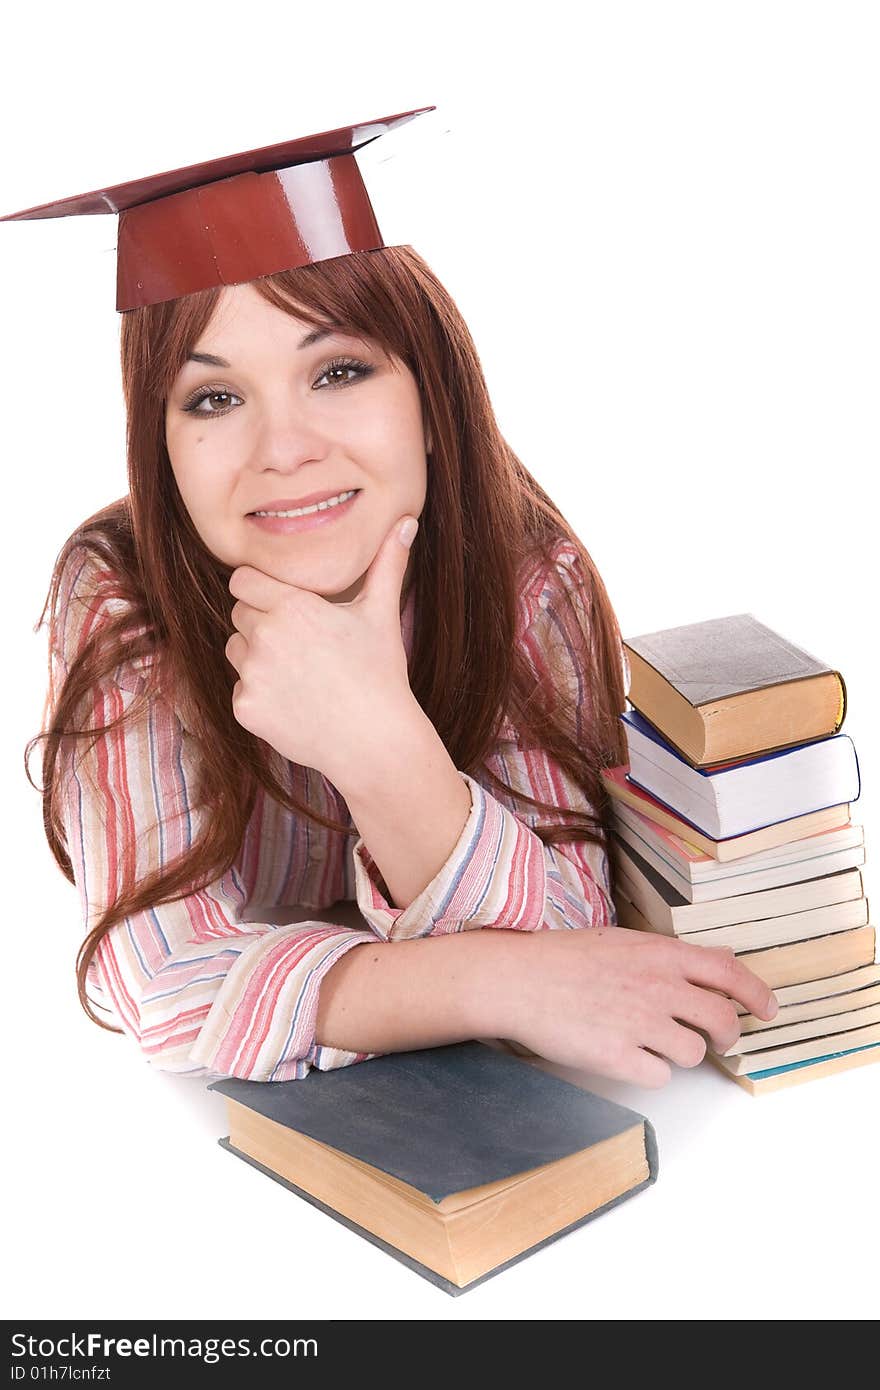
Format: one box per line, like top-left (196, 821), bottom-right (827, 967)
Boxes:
top-left (246, 490), bottom-right (361, 534)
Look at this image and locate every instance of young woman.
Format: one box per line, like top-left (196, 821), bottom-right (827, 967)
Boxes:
top-left (35, 246), bottom-right (778, 1088)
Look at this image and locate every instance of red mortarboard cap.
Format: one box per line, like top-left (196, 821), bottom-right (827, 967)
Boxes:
top-left (0, 107), bottom-right (434, 312)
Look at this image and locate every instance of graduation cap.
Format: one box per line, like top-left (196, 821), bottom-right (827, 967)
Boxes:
top-left (0, 106), bottom-right (434, 312)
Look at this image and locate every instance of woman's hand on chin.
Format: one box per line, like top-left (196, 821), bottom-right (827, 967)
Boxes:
top-left (224, 514), bottom-right (419, 781)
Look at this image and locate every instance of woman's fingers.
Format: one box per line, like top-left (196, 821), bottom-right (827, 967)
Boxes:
top-left (642, 1014), bottom-right (711, 1070)
top-left (665, 980), bottom-right (744, 1056)
top-left (681, 942), bottom-right (779, 1022)
top-left (629, 1049), bottom-right (674, 1090)
top-left (499, 926), bottom-right (780, 1089)
top-left (582, 1026), bottom-right (675, 1090)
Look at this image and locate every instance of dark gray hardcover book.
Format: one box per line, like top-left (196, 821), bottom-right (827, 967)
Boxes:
top-left (208, 1039), bottom-right (659, 1296)
top-left (624, 612), bottom-right (845, 711)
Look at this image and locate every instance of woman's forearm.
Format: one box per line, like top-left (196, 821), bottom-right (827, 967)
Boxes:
top-left (315, 915), bottom-right (784, 1088)
top-left (314, 926), bottom-right (529, 1054)
top-left (332, 697), bottom-right (473, 912)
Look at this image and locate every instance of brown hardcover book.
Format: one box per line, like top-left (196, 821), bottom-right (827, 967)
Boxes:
top-left (623, 613), bottom-right (846, 766)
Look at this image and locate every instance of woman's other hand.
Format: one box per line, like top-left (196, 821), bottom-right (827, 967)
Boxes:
top-left (478, 925), bottom-right (780, 1088)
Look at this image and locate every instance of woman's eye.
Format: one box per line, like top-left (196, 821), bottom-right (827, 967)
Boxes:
top-left (183, 389), bottom-right (242, 417)
top-left (313, 358), bottom-right (374, 389)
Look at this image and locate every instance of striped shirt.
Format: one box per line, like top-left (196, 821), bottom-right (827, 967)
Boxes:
top-left (54, 539), bottom-right (616, 1083)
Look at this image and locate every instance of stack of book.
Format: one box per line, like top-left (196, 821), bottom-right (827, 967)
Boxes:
top-left (603, 613), bottom-right (879, 1096)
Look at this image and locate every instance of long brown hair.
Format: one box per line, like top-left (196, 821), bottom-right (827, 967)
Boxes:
top-left (26, 245), bottom-right (628, 1035)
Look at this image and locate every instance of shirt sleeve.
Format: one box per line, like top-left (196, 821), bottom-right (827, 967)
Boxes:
top-left (351, 543), bottom-right (617, 940)
top-left (54, 550), bottom-right (382, 1084)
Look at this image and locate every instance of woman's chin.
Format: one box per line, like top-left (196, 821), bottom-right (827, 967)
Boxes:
top-left (321, 571), bottom-right (366, 604)
top-left (268, 563), bottom-right (365, 603)
top-left (231, 536), bottom-right (367, 601)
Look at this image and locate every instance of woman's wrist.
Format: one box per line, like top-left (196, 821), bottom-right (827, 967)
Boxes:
top-left (458, 926), bottom-right (536, 1041)
top-left (314, 924), bottom-right (536, 1055)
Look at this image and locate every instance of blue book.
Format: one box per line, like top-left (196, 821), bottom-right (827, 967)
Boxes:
top-left (208, 1040), bottom-right (659, 1296)
top-left (621, 708), bottom-right (860, 839)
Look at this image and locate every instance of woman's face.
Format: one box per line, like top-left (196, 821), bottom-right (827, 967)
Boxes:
top-left (164, 281), bottom-right (430, 604)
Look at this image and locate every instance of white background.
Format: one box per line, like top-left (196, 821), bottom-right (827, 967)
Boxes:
top-left (2, 0), bottom-right (877, 1323)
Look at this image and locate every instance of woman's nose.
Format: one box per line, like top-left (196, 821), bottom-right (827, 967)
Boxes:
top-left (254, 394), bottom-right (332, 464)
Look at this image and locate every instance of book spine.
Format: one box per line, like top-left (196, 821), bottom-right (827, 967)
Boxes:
top-left (835, 671), bottom-right (847, 733)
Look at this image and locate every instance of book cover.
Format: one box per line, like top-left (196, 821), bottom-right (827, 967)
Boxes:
top-left (624, 613), bottom-right (843, 709)
top-left (208, 1040), bottom-right (660, 1295)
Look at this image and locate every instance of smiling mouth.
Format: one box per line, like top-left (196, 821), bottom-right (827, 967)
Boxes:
top-left (245, 490), bottom-right (363, 535)
top-left (247, 489), bottom-right (361, 517)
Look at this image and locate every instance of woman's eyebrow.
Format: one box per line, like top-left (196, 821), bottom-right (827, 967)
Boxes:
top-left (186, 325), bottom-right (342, 368)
